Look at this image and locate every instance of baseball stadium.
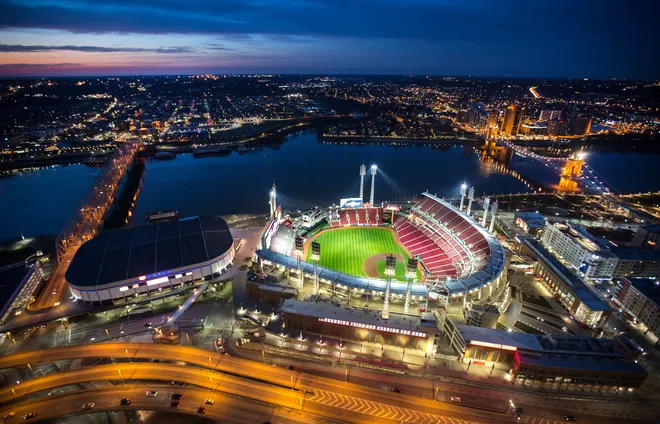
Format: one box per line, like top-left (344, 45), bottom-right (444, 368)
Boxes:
top-left (256, 166), bottom-right (508, 315)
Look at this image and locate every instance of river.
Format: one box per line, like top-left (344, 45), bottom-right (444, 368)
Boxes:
top-left (1, 131), bottom-right (658, 242)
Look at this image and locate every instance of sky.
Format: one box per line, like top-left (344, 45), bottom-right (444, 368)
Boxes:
top-left (0, 0), bottom-right (657, 78)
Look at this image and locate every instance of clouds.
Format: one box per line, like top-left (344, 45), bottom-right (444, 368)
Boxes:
top-left (0, 0), bottom-right (657, 77)
top-left (0, 44), bottom-right (194, 53)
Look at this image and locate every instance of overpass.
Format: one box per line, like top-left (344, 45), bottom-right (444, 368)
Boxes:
top-left (0, 386), bottom-right (327, 424)
top-left (29, 141), bottom-right (142, 311)
top-left (0, 343), bottom-right (506, 424)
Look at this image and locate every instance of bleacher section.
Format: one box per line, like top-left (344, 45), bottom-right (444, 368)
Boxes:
top-left (337, 208), bottom-right (383, 226)
top-left (394, 194), bottom-right (496, 284)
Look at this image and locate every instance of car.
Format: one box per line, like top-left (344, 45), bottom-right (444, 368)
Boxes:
top-left (205, 399), bottom-right (215, 405)
top-left (23, 413), bottom-right (37, 420)
top-left (170, 401), bottom-right (180, 408)
top-left (287, 365), bottom-right (295, 370)
top-left (144, 323), bottom-right (152, 327)
top-left (171, 393), bottom-right (183, 400)
top-left (168, 381), bottom-right (176, 385)
top-left (4, 412), bottom-right (15, 419)
top-left (120, 398), bottom-right (131, 405)
top-left (390, 387), bottom-right (401, 393)
top-left (564, 416), bottom-right (577, 421)
top-left (450, 397), bottom-right (462, 403)
top-left (145, 391), bottom-right (158, 397)
top-left (82, 403), bottom-right (95, 410)
top-left (197, 406), bottom-right (206, 414)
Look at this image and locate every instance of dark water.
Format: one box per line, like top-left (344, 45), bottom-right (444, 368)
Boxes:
top-left (1, 131), bottom-right (658, 242)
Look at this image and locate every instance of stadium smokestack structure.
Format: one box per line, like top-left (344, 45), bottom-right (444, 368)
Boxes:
top-left (369, 164), bottom-right (377, 205)
top-left (481, 197), bottom-right (490, 227)
top-left (382, 255), bottom-right (397, 319)
top-left (404, 258), bottom-right (418, 315)
top-left (489, 201), bottom-right (498, 232)
top-left (459, 182), bottom-right (467, 211)
top-left (269, 183), bottom-right (277, 219)
top-left (359, 163), bottom-right (366, 202)
top-left (467, 187), bottom-right (475, 216)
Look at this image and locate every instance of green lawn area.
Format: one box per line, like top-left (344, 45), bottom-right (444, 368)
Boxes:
top-left (306, 227), bottom-right (419, 281)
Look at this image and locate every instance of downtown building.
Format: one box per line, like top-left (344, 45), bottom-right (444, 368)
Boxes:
top-left (438, 317), bottom-right (646, 389)
top-left (612, 277), bottom-right (660, 342)
top-left (540, 221), bottom-right (618, 282)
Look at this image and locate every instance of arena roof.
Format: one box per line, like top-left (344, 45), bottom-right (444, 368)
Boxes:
top-left (257, 248), bottom-right (429, 297)
top-left (66, 216), bottom-right (233, 288)
top-left (420, 193), bottom-right (507, 295)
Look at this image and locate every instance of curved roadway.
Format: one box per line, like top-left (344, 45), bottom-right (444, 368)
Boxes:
top-left (0, 343), bottom-right (510, 424)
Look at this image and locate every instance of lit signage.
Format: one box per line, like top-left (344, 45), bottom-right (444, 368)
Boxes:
top-left (146, 276), bottom-right (169, 286)
top-left (138, 276), bottom-right (146, 281)
top-left (131, 284), bottom-right (140, 289)
top-left (318, 317), bottom-right (427, 338)
top-left (340, 198), bottom-right (363, 209)
top-left (470, 340), bottom-right (517, 351)
top-left (119, 286), bottom-right (129, 292)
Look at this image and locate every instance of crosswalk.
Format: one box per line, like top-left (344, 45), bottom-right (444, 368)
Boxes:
top-left (307, 388), bottom-right (472, 424)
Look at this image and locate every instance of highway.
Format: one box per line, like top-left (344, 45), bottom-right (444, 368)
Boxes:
top-left (0, 385), bottom-right (337, 424)
top-left (0, 344), bottom-right (510, 424)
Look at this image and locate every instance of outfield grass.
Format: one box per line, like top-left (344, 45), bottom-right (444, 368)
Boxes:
top-left (306, 227), bottom-right (418, 282)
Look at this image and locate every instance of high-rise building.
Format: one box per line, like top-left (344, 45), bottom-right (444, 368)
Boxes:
top-left (539, 110), bottom-right (562, 121)
top-left (500, 104), bottom-right (522, 135)
top-left (547, 119), bottom-right (567, 136)
top-left (467, 102), bottom-right (489, 129)
top-left (487, 110), bottom-right (500, 129)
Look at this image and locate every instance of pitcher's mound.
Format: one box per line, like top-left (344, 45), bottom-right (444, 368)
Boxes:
top-left (363, 253), bottom-right (406, 278)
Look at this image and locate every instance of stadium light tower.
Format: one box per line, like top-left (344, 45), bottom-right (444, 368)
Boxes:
top-left (382, 255), bottom-right (397, 319)
top-left (359, 163), bottom-right (366, 202)
top-left (466, 187), bottom-right (475, 216)
top-left (404, 258), bottom-right (418, 315)
top-left (489, 200), bottom-right (499, 232)
top-left (269, 183), bottom-right (277, 219)
top-left (294, 236), bottom-right (305, 291)
top-left (311, 242), bottom-right (321, 295)
top-left (481, 197), bottom-right (491, 227)
top-left (459, 182), bottom-right (467, 211)
top-left (369, 164), bottom-right (377, 205)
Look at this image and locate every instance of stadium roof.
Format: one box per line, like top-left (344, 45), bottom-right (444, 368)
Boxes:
top-left (256, 248), bottom-right (429, 297)
top-left (421, 193), bottom-right (507, 295)
top-left (66, 216), bottom-right (233, 288)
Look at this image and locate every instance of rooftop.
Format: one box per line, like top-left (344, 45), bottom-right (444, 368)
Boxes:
top-left (625, 277), bottom-right (660, 306)
top-left (282, 299), bottom-right (436, 337)
top-left (66, 216), bottom-right (233, 288)
top-left (456, 324), bottom-right (544, 351)
top-left (520, 237), bottom-right (610, 312)
top-left (515, 212), bottom-right (546, 228)
top-left (517, 352), bottom-right (647, 375)
top-left (611, 246), bottom-right (660, 261)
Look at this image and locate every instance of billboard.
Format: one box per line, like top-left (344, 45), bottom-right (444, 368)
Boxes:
top-left (340, 197), bottom-right (363, 209)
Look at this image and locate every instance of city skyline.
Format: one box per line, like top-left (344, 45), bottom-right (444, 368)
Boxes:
top-left (0, 0), bottom-right (658, 78)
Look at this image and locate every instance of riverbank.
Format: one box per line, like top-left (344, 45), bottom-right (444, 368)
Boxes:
top-left (320, 133), bottom-right (481, 145)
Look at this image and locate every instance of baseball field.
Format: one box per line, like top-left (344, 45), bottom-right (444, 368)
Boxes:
top-left (305, 227), bottom-right (421, 281)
